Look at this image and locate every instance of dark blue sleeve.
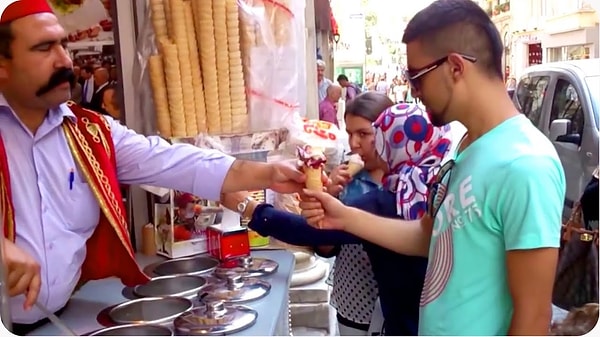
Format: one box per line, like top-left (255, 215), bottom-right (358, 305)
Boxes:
top-left (248, 204), bottom-right (361, 246)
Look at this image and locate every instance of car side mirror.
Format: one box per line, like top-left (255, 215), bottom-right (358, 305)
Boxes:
top-left (550, 119), bottom-right (581, 145)
top-left (549, 119), bottom-right (570, 141)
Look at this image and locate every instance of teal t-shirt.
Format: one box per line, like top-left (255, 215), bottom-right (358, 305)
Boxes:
top-left (419, 114), bottom-right (566, 336)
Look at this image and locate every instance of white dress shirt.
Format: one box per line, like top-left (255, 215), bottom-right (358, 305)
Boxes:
top-left (0, 95), bottom-right (235, 323)
top-left (82, 77), bottom-right (94, 104)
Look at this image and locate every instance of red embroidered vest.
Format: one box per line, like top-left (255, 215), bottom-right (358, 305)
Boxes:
top-left (0, 102), bottom-right (149, 287)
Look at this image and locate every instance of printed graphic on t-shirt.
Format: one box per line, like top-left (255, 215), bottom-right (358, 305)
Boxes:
top-left (420, 175), bottom-right (483, 306)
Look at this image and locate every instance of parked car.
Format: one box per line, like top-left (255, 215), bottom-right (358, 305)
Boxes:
top-left (513, 59), bottom-right (599, 218)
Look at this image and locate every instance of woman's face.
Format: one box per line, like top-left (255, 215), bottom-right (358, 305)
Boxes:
top-left (344, 114), bottom-right (379, 170)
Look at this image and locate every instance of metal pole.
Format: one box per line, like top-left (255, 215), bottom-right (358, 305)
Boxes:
top-left (0, 201), bottom-right (12, 332)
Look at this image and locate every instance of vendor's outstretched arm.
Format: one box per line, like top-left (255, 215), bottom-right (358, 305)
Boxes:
top-left (109, 118), bottom-right (305, 199)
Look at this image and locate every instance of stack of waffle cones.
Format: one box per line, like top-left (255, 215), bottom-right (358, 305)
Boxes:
top-left (147, 0), bottom-right (253, 137)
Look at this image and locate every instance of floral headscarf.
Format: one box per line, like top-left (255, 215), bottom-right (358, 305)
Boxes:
top-left (373, 103), bottom-right (452, 219)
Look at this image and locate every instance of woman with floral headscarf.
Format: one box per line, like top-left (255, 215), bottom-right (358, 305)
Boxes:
top-left (368, 103), bottom-right (452, 218)
top-left (220, 103), bottom-right (453, 335)
top-left (340, 103), bottom-right (452, 335)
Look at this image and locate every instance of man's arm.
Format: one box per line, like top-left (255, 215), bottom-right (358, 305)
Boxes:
top-left (300, 189), bottom-right (433, 256)
top-left (344, 207), bottom-right (432, 257)
top-left (219, 160), bottom-right (279, 194)
top-left (506, 248), bottom-right (557, 335)
top-left (497, 156), bottom-right (565, 335)
top-left (2, 238), bottom-right (41, 310)
top-left (109, 118), bottom-right (278, 200)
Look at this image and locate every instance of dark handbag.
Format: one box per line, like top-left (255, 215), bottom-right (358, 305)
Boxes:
top-left (553, 202), bottom-right (599, 310)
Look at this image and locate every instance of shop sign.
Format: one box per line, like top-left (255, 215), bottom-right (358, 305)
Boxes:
top-left (48, 0), bottom-right (114, 48)
top-left (514, 33), bottom-right (542, 44)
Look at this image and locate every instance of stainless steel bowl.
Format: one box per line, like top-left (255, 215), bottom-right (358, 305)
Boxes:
top-left (153, 256), bottom-right (219, 277)
top-left (108, 297), bottom-right (193, 325)
top-left (88, 324), bottom-right (173, 336)
top-left (133, 275), bottom-right (207, 299)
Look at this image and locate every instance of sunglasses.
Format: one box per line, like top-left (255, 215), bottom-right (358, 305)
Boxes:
top-left (404, 54), bottom-right (477, 90)
top-left (427, 159), bottom-right (455, 218)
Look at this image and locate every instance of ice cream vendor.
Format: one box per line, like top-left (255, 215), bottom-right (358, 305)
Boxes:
top-left (0, 0), bottom-right (307, 333)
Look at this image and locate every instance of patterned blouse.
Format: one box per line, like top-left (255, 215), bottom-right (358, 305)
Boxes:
top-left (326, 170), bottom-right (381, 325)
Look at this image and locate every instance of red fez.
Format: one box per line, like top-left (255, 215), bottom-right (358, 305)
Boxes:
top-left (175, 193), bottom-right (195, 209)
top-left (0, 0), bottom-right (54, 24)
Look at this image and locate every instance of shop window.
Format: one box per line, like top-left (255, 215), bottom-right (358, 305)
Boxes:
top-left (550, 79), bottom-right (584, 144)
top-left (567, 45), bottom-right (591, 60)
top-left (516, 75), bottom-right (550, 127)
top-left (548, 45), bottom-right (591, 62)
top-left (548, 47), bottom-right (564, 62)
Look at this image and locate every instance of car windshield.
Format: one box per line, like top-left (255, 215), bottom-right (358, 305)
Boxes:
top-left (585, 75), bottom-right (600, 130)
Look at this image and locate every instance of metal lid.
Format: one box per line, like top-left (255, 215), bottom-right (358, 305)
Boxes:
top-left (153, 256), bottom-right (219, 277)
top-left (88, 324), bottom-right (173, 336)
top-left (198, 275), bottom-right (270, 303)
top-left (173, 301), bottom-right (257, 335)
top-left (108, 297), bottom-right (193, 325)
top-left (214, 256), bottom-right (279, 278)
top-left (133, 275), bottom-right (207, 299)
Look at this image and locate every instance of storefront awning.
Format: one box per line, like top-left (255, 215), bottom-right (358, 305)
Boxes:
top-left (330, 10), bottom-right (339, 36)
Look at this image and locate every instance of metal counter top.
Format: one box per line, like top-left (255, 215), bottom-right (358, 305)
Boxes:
top-left (27, 250), bottom-right (294, 336)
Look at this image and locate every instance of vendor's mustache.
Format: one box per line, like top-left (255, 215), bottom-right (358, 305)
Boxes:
top-left (36, 68), bottom-right (76, 97)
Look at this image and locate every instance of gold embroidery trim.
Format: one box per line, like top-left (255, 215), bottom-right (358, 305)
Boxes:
top-left (81, 117), bottom-right (111, 159)
top-left (62, 122), bottom-right (134, 257)
top-left (0, 173), bottom-right (14, 241)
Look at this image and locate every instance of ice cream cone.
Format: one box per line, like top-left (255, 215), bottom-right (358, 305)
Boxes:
top-left (347, 154), bottom-right (364, 177)
top-left (305, 167), bottom-right (323, 191)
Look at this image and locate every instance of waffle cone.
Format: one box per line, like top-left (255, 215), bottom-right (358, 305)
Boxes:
top-left (148, 55), bottom-right (171, 137)
top-left (192, 0), bottom-right (220, 133)
top-left (183, 1), bottom-right (206, 133)
top-left (149, 0), bottom-right (168, 39)
top-left (347, 162), bottom-right (364, 177)
top-left (305, 167), bottom-right (323, 191)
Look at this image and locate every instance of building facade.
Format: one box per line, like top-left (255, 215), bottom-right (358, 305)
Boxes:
top-left (478, 0), bottom-right (598, 79)
top-left (510, 0), bottom-right (547, 79)
top-left (488, 0), bottom-right (515, 80)
top-left (542, 0), bottom-right (599, 63)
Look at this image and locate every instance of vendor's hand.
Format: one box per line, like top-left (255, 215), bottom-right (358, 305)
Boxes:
top-left (299, 189), bottom-right (349, 230)
top-left (269, 162), bottom-right (328, 194)
top-left (2, 238), bottom-right (41, 310)
top-left (326, 164), bottom-right (351, 197)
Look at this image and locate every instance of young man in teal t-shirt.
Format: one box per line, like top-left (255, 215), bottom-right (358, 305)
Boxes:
top-left (298, 0), bottom-right (566, 335)
top-left (418, 114), bottom-right (565, 335)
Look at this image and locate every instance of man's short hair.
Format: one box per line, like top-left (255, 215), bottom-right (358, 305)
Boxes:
top-left (402, 0), bottom-right (504, 79)
top-left (104, 84), bottom-right (120, 109)
top-left (317, 59), bottom-right (326, 68)
top-left (337, 74), bottom-right (348, 82)
top-left (82, 65), bottom-right (94, 74)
